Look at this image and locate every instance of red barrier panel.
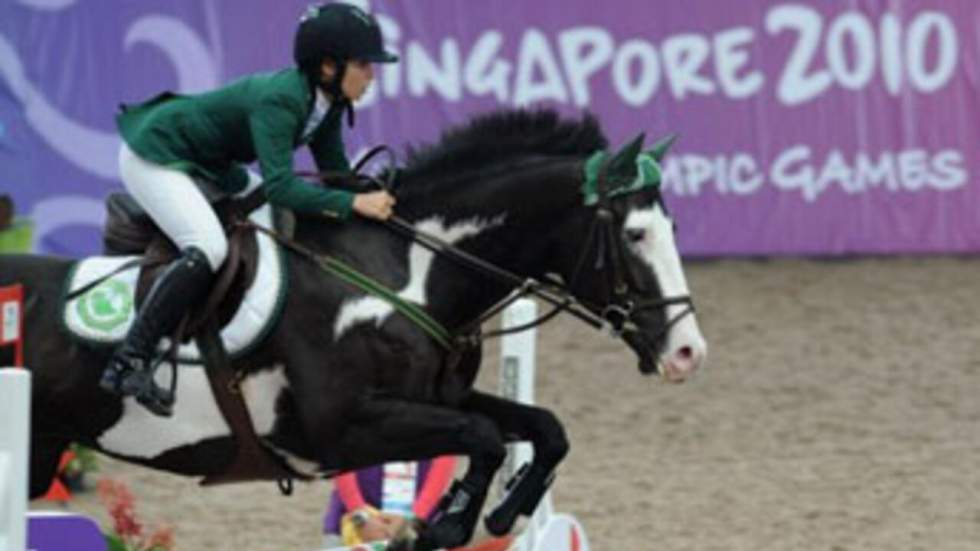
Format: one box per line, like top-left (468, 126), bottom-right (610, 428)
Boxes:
top-left (0, 284), bottom-right (23, 367)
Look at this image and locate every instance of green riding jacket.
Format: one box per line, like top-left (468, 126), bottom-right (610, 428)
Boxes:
top-left (116, 67), bottom-right (355, 219)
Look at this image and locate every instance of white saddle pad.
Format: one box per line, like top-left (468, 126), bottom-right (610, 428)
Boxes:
top-left (62, 205), bottom-right (286, 362)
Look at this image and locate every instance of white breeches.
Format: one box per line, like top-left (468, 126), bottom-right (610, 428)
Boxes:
top-left (117, 144), bottom-right (261, 271)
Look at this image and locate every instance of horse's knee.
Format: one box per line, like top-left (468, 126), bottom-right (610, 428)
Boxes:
top-left (458, 415), bottom-right (506, 469)
top-left (529, 408), bottom-right (569, 466)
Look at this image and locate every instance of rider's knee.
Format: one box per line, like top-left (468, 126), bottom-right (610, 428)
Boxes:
top-left (188, 238), bottom-right (227, 271)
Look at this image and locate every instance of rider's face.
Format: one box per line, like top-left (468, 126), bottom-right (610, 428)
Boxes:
top-left (320, 59), bottom-right (374, 102)
top-left (341, 60), bottom-right (374, 102)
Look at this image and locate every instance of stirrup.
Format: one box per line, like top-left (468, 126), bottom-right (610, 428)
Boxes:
top-left (121, 367), bottom-right (174, 417)
top-left (106, 353), bottom-right (175, 417)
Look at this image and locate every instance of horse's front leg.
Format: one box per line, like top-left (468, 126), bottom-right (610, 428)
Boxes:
top-left (461, 390), bottom-right (570, 536)
top-left (330, 398), bottom-right (507, 551)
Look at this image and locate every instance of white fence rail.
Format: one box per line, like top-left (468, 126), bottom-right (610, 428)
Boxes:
top-left (0, 368), bottom-right (30, 551)
top-left (497, 300), bottom-right (588, 551)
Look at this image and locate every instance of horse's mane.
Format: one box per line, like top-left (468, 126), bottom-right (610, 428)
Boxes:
top-left (396, 109), bottom-right (608, 188)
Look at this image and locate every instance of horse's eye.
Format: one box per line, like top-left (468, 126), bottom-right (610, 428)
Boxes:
top-left (624, 228), bottom-right (646, 243)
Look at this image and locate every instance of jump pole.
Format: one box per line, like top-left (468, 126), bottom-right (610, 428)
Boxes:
top-left (498, 298), bottom-right (589, 551)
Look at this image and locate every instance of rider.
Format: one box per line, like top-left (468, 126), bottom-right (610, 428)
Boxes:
top-left (99, 3), bottom-right (398, 416)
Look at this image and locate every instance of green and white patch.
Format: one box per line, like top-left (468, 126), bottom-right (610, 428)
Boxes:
top-left (73, 268), bottom-right (137, 337)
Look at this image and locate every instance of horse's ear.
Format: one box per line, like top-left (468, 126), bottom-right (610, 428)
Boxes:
top-left (608, 133), bottom-right (645, 178)
top-left (647, 134), bottom-right (678, 162)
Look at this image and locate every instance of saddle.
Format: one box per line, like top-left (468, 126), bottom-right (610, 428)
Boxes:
top-left (103, 192), bottom-right (263, 331)
top-left (102, 190), bottom-right (306, 490)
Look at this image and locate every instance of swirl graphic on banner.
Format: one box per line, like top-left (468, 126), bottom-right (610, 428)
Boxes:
top-left (0, 15), bottom-right (217, 180)
top-left (1, 7), bottom-right (220, 253)
top-left (0, 34), bottom-right (119, 180)
top-left (124, 15), bottom-right (220, 93)
top-left (28, 196), bottom-right (106, 255)
top-left (15, 0), bottom-right (77, 10)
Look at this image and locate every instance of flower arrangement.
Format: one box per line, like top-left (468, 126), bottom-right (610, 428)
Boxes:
top-left (63, 444), bottom-right (99, 491)
top-left (66, 444), bottom-right (99, 476)
top-left (97, 478), bottom-right (175, 551)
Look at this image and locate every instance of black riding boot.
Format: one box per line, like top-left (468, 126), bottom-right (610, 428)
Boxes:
top-left (99, 247), bottom-right (214, 416)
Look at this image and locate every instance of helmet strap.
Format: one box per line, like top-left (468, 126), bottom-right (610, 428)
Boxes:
top-left (325, 59), bottom-right (347, 98)
top-left (322, 59), bottom-right (355, 128)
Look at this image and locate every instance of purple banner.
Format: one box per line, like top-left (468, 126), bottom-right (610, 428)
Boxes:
top-left (28, 512), bottom-right (108, 551)
top-left (1, 0), bottom-right (978, 256)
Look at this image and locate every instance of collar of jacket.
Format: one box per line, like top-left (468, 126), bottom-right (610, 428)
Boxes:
top-left (301, 71), bottom-right (355, 129)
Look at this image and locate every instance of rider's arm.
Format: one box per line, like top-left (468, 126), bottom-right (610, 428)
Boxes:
top-left (249, 93), bottom-right (354, 218)
top-left (413, 456), bottom-right (457, 520)
top-left (308, 116), bottom-right (397, 222)
top-left (309, 115), bottom-right (351, 174)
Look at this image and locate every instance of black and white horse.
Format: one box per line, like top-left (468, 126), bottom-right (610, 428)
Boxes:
top-left (4, 109), bottom-right (705, 550)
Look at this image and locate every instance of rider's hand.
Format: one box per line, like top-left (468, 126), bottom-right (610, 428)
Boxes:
top-left (380, 512), bottom-right (409, 537)
top-left (353, 509), bottom-right (402, 542)
top-left (355, 515), bottom-right (390, 542)
top-left (352, 191), bottom-right (396, 221)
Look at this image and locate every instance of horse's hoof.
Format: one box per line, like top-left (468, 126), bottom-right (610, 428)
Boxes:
top-left (385, 535), bottom-right (425, 551)
top-left (401, 533), bottom-right (439, 551)
top-left (386, 519), bottom-right (429, 551)
top-left (384, 539), bottom-right (412, 551)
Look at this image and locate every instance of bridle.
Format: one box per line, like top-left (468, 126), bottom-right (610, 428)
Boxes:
top-left (322, 145), bottom-right (696, 350)
top-left (575, 152), bottom-right (695, 347)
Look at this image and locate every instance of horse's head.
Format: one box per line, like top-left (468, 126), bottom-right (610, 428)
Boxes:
top-left (549, 133), bottom-right (707, 381)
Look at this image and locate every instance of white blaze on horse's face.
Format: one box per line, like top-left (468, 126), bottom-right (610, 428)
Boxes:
top-left (624, 203), bottom-right (707, 382)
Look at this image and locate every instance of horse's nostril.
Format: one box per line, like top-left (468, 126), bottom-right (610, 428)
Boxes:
top-left (676, 346), bottom-right (693, 361)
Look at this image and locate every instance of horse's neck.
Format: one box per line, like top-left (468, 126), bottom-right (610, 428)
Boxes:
top-left (397, 160), bottom-right (579, 329)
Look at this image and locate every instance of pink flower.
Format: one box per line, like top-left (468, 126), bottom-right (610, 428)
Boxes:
top-left (146, 524), bottom-right (175, 551)
top-left (97, 478), bottom-right (179, 550)
top-left (98, 480), bottom-right (143, 539)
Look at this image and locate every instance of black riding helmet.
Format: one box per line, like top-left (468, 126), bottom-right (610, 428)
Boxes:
top-left (294, 3), bottom-right (398, 126)
top-left (294, 3), bottom-right (398, 112)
